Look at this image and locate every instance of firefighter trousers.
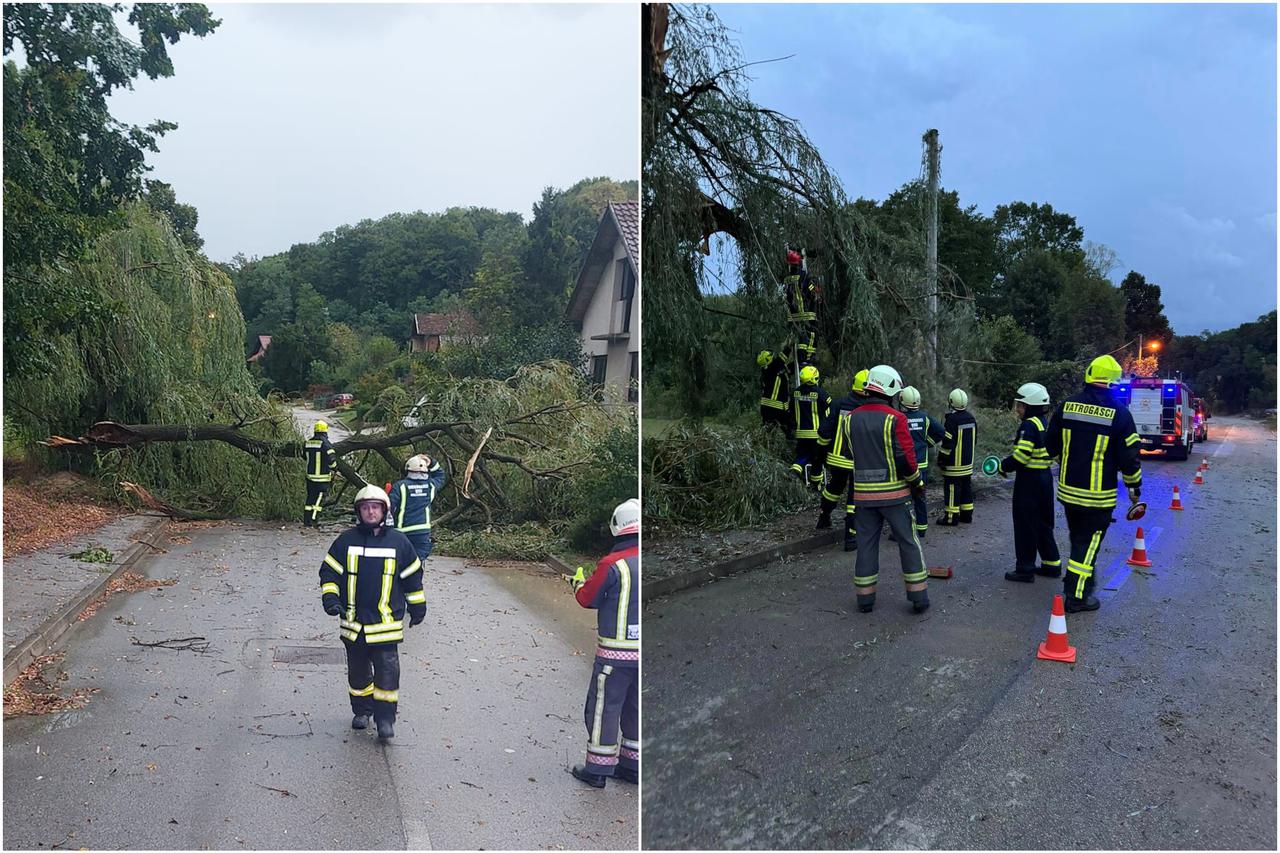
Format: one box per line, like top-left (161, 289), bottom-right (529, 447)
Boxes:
top-left (1012, 470), bottom-right (1061, 571)
top-left (304, 479), bottom-right (330, 526)
top-left (853, 502), bottom-right (928, 609)
top-left (582, 661), bottom-right (638, 778)
top-left (344, 636), bottom-right (401, 722)
top-left (910, 468), bottom-right (931, 534)
top-left (760, 404), bottom-right (791, 436)
top-left (819, 466), bottom-right (857, 546)
top-left (405, 532), bottom-right (433, 564)
top-left (791, 438), bottom-right (825, 486)
top-left (942, 475), bottom-right (973, 521)
top-left (1062, 505), bottom-right (1111, 602)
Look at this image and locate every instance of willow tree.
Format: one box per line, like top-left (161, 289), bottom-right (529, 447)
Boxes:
top-left (643, 4), bottom-right (973, 410)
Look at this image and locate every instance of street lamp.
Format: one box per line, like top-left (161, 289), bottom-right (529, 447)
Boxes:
top-left (1147, 340), bottom-right (1161, 352)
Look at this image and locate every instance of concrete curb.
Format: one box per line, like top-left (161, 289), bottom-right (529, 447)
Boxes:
top-left (643, 475), bottom-right (1015, 601)
top-left (4, 516), bottom-right (171, 687)
top-left (545, 554), bottom-right (574, 577)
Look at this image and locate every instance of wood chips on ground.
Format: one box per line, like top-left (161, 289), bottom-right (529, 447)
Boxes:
top-left (3, 653), bottom-right (100, 718)
top-left (75, 571), bottom-right (177, 623)
top-left (3, 481), bottom-right (121, 556)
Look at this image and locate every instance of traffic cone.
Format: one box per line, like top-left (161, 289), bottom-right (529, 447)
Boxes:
top-left (1125, 527), bottom-right (1153, 567)
top-left (1169, 486), bottom-right (1184, 511)
top-left (1037, 594), bottom-right (1077, 663)
top-left (1193, 469), bottom-right (1204, 486)
top-left (1202, 457), bottom-right (1210, 470)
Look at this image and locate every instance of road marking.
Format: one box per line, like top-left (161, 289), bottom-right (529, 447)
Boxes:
top-left (384, 742), bottom-right (433, 849)
top-left (1098, 525), bottom-right (1163, 598)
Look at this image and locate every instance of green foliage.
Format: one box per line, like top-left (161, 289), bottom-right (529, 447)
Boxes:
top-left (970, 315), bottom-right (1043, 405)
top-left (563, 420), bottom-right (639, 553)
top-left (1166, 311), bottom-right (1277, 413)
top-left (69, 545), bottom-right (114, 564)
top-left (434, 523), bottom-right (568, 562)
top-left (1119, 270), bottom-right (1173, 348)
top-left (643, 420), bottom-right (811, 532)
top-left (142, 179), bottom-right (203, 251)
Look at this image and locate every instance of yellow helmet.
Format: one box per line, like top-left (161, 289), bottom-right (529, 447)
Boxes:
top-left (851, 368), bottom-right (869, 394)
top-left (799, 365), bottom-right (820, 385)
top-left (1085, 354), bottom-right (1123, 386)
top-left (314, 421), bottom-right (329, 433)
top-left (757, 350), bottom-right (773, 368)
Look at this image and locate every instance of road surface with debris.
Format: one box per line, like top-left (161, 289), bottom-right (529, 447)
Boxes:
top-left (642, 416), bottom-right (1275, 850)
top-left (3, 523), bottom-right (636, 850)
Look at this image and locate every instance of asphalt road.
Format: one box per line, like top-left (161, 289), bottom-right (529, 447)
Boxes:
top-left (291, 406), bottom-right (351, 441)
top-left (4, 523), bottom-right (636, 850)
top-left (642, 416), bottom-right (1275, 850)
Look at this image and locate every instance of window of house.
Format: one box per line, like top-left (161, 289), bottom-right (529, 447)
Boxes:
top-left (628, 352), bottom-right (639, 403)
top-left (591, 354), bottom-right (608, 386)
top-left (615, 259), bottom-right (636, 333)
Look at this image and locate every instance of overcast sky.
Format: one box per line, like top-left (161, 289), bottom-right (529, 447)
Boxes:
top-left (711, 3), bottom-right (1275, 335)
top-left (107, 3), bottom-right (638, 263)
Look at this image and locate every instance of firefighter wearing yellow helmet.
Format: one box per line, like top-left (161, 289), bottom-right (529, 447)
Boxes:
top-left (1042, 355), bottom-right (1142, 612)
top-left (937, 388), bottom-right (977, 526)
top-left (815, 368), bottom-right (870, 549)
top-left (790, 364), bottom-right (831, 489)
top-left (303, 421), bottom-right (338, 526)
top-left (999, 383), bottom-right (1062, 583)
top-left (757, 347), bottom-right (793, 436)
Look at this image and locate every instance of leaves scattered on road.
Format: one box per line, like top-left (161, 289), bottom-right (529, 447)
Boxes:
top-left (3, 653), bottom-right (100, 718)
top-left (76, 571), bottom-right (178, 622)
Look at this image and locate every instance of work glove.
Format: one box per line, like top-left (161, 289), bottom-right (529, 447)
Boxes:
top-left (323, 601), bottom-right (342, 616)
top-left (408, 609), bottom-right (425, 627)
top-left (564, 566), bottom-right (587, 592)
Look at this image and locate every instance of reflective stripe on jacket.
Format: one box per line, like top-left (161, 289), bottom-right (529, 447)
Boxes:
top-left (318, 526), bottom-right (425, 644)
top-left (939, 410), bottom-right (977, 476)
top-left (1001, 415), bottom-right (1052, 473)
top-left (305, 435), bottom-right (337, 483)
top-left (841, 402), bottom-right (920, 506)
top-left (1044, 385), bottom-right (1142, 509)
top-left (791, 386), bottom-right (831, 439)
top-left (575, 536), bottom-right (639, 664)
top-left (906, 411), bottom-right (945, 470)
top-left (389, 464), bottom-right (447, 534)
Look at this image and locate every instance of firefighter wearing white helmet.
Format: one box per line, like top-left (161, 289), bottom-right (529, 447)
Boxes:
top-left (937, 388), bottom-right (977, 526)
top-left (317, 484), bottom-right (426, 741)
top-left (570, 498), bottom-right (640, 788)
top-left (828, 364), bottom-right (930, 614)
top-left (757, 347), bottom-right (792, 435)
top-left (303, 421), bottom-right (338, 526)
top-left (1042, 355), bottom-right (1142, 612)
top-left (999, 382), bottom-right (1062, 584)
top-left (900, 386), bottom-right (945, 537)
top-left (790, 364), bottom-right (831, 490)
top-left (389, 453), bottom-right (447, 564)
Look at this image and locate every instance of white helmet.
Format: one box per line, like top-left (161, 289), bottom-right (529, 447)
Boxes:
top-left (900, 386), bottom-right (921, 410)
top-left (610, 498), bottom-right (640, 536)
top-left (948, 388), bottom-right (969, 410)
top-left (405, 454), bottom-right (432, 473)
top-left (1014, 382), bottom-right (1050, 407)
top-left (353, 484), bottom-right (391, 512)
top-left (864, 364), bottom-right (903, 397)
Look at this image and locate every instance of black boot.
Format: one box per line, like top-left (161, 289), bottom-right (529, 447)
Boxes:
top-left (571, 764), bottom-right (606, 788)
top-left (912, 599), bottom-right (931, 614)
top-left (376, 718), bottom-right (395, 740)
top-left (614, 767), bottom-right (639, 784)
top-left (1064, 595), bottom-right (1100, 613)
top-left (937, 515), bottom-right (959, 527)
top-left (815, 510), bottom-right (832, 530)
top-left (959, 511), bottom-right (973, 524)
top-left (351, 714), bottom-right (370, 730)
top-left (1004, 568), bottom-right (1035, 583)
top-left (843, 536), bottom-right (857, 552)
top-left (857, 594), bottom-right (875, 613)
top-left (1034, 564), bottom-right (1062, 578)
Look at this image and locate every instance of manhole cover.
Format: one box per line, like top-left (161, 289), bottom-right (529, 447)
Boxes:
top-left (273, 645), bottom-right (345, 665)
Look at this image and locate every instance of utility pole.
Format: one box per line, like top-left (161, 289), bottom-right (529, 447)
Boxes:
top-left (923, 129), bottom-right (940, 372)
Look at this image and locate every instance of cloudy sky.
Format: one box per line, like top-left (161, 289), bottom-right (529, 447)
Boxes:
top-left (107, 3), bottom-right (638, 263)
top-left (712, 3), bottom-right (1275, 335)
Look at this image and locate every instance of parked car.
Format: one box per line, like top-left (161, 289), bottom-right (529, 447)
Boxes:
top-left (329, 393), bottom-right (354, 408)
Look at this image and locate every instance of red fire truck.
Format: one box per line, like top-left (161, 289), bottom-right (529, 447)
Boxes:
top-left (1112, 376), bottom-right (1195, 460)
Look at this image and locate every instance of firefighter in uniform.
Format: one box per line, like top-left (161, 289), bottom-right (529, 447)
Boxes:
top-left (318, 485), bottom-right (426, 740)
top-left (1044, 355), bottom-right (1142, 612)
top-left (817, 368), bottom-right (869, 551)
top-left (900, 386), bottom-right (945, 538)
top-left (389, 454), bottom-right (447, 564)
top-left (999, 383), bottom-right (1063, 583)
top-left (783, 249), bottom-right (818, 365)
top-left (303, 421), bottom-right (338, 526)
top-left (569, 499), bottom-right (640, 788)
top-left (845, 365), bottom-right (930, 614)
top-left (790, 365), bottom-right (831, 490)
top-left (757, 348), bottom-right (792, 436)
top-left (937, 389), bottom-right (977, 526)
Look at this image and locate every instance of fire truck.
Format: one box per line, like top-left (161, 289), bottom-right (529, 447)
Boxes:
top-left (1112, 376), bottom-right (1195, 460)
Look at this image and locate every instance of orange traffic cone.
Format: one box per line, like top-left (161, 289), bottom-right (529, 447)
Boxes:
top-left (1202, 457), bottom-right (1210, 470)
top-left (1037, 594), bottom-right (1077, 663)
top-left (1170, 486), bottom-right (1184, 511)
top-left (1193, 469), bottom-right (1204, 485)
top-left (1126, 527), bottom-right (1153, 567)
